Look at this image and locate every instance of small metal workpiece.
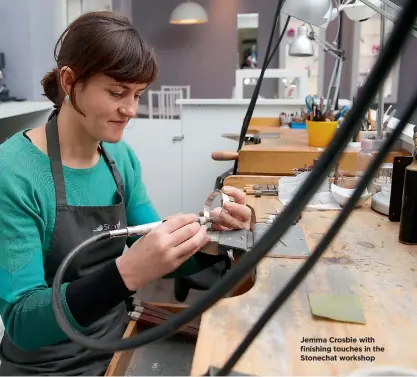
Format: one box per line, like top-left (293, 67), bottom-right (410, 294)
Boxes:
top-left (203, 189), bottom-right (234, 222)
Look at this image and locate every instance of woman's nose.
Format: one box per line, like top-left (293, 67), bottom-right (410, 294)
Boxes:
top-left (119, 104), bottom-right (136, 118)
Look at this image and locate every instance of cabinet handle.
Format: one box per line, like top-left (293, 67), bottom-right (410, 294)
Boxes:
top-left (172, 135), bottom-right (184, 142)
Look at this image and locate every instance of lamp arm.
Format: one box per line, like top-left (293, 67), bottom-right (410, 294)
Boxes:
top-left (378, 0), bottom-right (402, 13)
top-left (308, 29), bottom-right (345, 60)
top-left (359, 0), bottom-right (417, 38)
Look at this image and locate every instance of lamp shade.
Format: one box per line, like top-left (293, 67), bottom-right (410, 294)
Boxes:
top-left (170, 2), bottom-right (208, 24)
top-left (341, 0), bottom-right (381, 22)
top-left (289, 25), bottom-right (314, 57)
top-left (282, 0), bottom-right (333, 28)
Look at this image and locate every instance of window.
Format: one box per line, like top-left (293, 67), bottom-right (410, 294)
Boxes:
top-left (351, 13), bottom-right (400, 102)
top-left (279, 18), bottom-right (326, 98)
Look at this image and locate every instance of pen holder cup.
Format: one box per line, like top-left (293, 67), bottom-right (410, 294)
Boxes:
top-left (306, 120), bottom-right (338, 148)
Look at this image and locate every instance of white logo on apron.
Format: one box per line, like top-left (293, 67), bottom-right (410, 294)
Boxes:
top-left (92, 221), bottom-right (121, 232)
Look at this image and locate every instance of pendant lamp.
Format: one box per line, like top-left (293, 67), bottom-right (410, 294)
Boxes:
top-left (170, 1), bottom-right (208, 25)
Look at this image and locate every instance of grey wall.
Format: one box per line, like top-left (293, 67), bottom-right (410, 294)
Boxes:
top-left (0, 0), bottom-right (415, 117)
top-left (131, 0), bottom-right (358, 103)
top-left (132, 0), bottom-right (281, 101)
top-left (0, 0), bottom-right (57, 101)
top-left (112, 0), bottom-right (133, 21)
top-left (132, 0), bottom-right (417, 116)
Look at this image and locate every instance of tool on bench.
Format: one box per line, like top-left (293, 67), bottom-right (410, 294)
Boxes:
top-left (243, 184), bottom-right (278, 197)
top-left (109, 189), bottom-right (234, 238)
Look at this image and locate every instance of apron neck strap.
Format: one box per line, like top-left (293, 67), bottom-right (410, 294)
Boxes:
top-left (46, 112), bottom-right (67, 206)
top-left (99, 143), bottom-right (125, 196)
top-left (46, 112), bottom-right (126, 207)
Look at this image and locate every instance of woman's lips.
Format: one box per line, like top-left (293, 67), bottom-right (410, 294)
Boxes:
top-left (109, 120), bottom-right (127, 127)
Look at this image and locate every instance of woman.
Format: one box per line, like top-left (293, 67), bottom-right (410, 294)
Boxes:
top-left (0, 11), bottom-right (251, 376)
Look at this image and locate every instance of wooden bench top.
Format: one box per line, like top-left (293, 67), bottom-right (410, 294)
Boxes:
top-left (191, 175), bottom-right (417, 375)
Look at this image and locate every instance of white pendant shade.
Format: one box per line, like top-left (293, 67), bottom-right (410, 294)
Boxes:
top-left (170, 2), bottom-right (208, 25)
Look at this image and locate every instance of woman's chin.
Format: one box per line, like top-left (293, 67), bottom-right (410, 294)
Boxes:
top-left (100, 130), bottom-right (124, 144)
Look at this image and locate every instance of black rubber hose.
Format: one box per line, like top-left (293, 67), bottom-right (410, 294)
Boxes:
top-left (217, 77), bottom-right (417, 377)
top-left (233, 0), bottom-right (287, 174)
top-left (52, 0), bottom-right (416, 356)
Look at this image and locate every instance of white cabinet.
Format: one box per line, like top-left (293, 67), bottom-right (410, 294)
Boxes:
top-left (122, 119), bottom-right (183, 219)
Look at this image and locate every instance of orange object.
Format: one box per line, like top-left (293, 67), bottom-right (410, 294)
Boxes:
top-left (306, 120), bottom-right (338, 147)
top-left (211, 151), bottom-right (238, 161)
top-left (368, 109), bottom-right (375, 131)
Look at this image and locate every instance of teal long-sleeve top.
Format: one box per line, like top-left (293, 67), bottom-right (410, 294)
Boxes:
top-left (0, 131), bottom-right (213, 351)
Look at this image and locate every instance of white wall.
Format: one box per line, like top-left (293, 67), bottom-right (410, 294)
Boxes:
top-left (0, 0), bottom-right (57, 101)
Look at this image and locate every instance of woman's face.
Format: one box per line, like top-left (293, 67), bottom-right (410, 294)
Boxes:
top-left (71, 74), bottom-right (147, 143)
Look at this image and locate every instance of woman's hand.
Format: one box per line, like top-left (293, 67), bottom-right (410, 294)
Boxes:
top-left (116, 214), bottom-right (210, 291)
top-left (209, 186), bottom-right (252, 231)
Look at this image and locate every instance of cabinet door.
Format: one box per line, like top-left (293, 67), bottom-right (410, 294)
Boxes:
top-left (122, 119), bottom-right (183, 219)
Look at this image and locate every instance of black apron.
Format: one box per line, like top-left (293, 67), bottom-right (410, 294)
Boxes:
top-left (0, 112), bottom-right (129, 375)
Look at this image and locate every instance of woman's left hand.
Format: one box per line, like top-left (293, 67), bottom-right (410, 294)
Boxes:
top-left (209, 186), bottom-right (252, 231)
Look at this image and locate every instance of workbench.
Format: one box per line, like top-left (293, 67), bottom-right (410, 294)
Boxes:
top-left (107, 174), bottom-right (417, 376)
top-left (216, 126), bottom-right (408, 176)
top-left (191, 175), bottom-right (417, 375)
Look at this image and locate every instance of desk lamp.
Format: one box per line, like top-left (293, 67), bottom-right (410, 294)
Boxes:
top-left (335, 0), bottom-right (417, 142)
top-left (281, 0), bottom-right (335, 28)
top-left (289, 24), bottom-right (346, 112)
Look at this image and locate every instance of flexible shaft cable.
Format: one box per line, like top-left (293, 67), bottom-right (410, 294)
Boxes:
top-left (52, 0), bottom-right (416, 360)
top-left (217, 70), bottom-right (417, 377)
top-left (233, 0), bottom-right (288, 174)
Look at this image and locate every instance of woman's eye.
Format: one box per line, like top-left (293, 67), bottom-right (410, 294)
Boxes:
top-left (135, 94), bottom-right (143, 100)
top-left (110, 92), bottom-right (122, 97)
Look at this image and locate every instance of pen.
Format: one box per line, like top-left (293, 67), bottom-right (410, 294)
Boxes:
top-left (320, 96), bottom-right (324, 112)
top-left (334, 105), bottom-right (349, 121)
top-left (383, 109), bottom-right (396, 131)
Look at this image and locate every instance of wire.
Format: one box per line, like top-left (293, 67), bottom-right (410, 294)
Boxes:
top-left (332, 0), bottom-right (341, 44)
top-left (217, 2), bottom-right (417, 373)
top-left (234, 14), bottom-right (290, 156)
top-left (232, 0), bottom-right (288, 175)
top-left (267, 17), bottom-right (291, 67)
top-left (51, 0), bottom-right (417, 365)
top-left (232, 16), bottom-right (290, 176)
top-left (217, 75), bottom-right (417, 377)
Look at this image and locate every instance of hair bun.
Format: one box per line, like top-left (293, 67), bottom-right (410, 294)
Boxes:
top-left (41, 68), bottom-right (60, 105)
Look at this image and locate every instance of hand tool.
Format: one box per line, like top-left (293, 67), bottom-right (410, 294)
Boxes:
top-left (243, 184), bottom-right (278, 197)
top-left (334, 105), bottom-right (349, 121)
top-left (109, 190), bottom-right (234, 238)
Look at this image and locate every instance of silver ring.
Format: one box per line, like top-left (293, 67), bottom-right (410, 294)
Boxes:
top-left (203, 189), bottom-right (233, 220)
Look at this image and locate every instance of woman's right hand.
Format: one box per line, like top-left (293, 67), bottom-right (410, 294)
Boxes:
top-left (116, 213), bottom-right (210, 291)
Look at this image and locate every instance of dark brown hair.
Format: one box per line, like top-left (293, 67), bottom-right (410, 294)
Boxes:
top-left (41, 11), bottom-right (157, 115)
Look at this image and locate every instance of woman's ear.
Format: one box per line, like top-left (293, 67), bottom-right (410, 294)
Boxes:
top-left (59, 66), bottom-right (75, 97)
